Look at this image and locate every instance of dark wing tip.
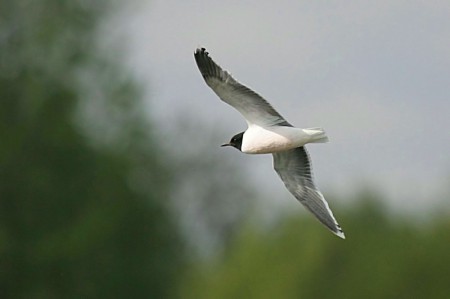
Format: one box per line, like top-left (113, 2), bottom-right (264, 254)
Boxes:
top-left (194, 47), bottom-right (208, 56)
top-left (194, 47), bottom-right (210, 67)
top-left (193, 47), bottom-right (228, 82)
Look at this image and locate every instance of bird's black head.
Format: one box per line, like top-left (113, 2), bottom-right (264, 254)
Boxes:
top-left (221, 132), bottom-right (244, 151)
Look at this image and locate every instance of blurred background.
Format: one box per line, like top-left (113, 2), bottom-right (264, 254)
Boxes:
top-left (1, 0), bottom-right (449, 298)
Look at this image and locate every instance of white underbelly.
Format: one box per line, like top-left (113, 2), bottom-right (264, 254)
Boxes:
top-left (241, 126), bottom-right (310, 154)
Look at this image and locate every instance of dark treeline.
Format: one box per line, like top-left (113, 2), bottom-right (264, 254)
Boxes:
top-left (181, 197), bottom-right (450, 299)
top-left (0, 1), bottom-right (183, 298)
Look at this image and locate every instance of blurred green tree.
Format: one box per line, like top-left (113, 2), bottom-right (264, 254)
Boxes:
top-left (0, 1), bottom-right (183, 298)
top-left (181, 195), bottom-right (450, 299)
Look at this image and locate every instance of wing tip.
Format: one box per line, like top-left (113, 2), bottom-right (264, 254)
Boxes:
top-left (194, 46), bottom-right (214, 78)
top-left (194, 47), bottom-right (209, 68)
top-left (330, 216), bottom-right (346, 239)
top-left (194, 46), bottom-right (231, 84)
top-left (194, 46), bottom-right (208, 57)
top-left (334, 228), bottom-right (346, 239)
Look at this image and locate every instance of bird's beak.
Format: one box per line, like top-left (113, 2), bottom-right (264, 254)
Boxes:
top-left (220, 143), bottom-right (231, 147)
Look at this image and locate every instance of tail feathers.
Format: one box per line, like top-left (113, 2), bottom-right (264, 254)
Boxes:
top-left (304, 127), bottom-right (329, 143)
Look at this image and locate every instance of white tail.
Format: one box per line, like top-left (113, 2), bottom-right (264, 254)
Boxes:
top-left (303, 127), bottom-right (329, 143)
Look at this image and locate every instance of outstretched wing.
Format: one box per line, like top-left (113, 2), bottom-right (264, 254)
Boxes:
top-left (273, 147), bottom-right (345, 238)
top-left (194, 47), bottom-right (290, 127)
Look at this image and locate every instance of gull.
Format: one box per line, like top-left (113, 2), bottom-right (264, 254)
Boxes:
top-left (194, 47), bottom-right (345, 239)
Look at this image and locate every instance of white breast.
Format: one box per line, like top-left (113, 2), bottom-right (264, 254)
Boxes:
top-left (241, 125), bottom-right (311, 154)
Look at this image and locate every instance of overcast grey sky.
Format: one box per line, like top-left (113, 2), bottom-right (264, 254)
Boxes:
top-left (106, 0), bottom-right (450, 212)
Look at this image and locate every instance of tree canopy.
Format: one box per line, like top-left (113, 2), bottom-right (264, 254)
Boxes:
top-left (181, 196), bottom-right (450, 299)
top-left (0, 1), bottom-right (183, 297)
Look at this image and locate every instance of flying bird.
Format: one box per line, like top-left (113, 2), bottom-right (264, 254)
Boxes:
top-left (194, 47), bottom-right (345, 239)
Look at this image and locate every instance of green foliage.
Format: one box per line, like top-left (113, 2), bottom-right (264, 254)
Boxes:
top-left (182, 197), bottom-right (450, 299)
top-left (0, 1), bottom-right (183, 298)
